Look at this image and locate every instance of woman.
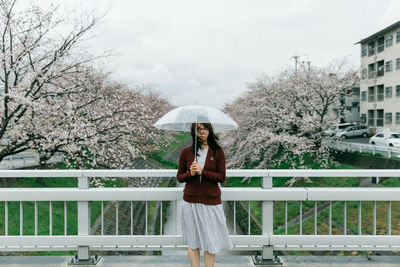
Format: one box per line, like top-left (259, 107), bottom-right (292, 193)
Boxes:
top-left (177, 123), bottom-right (232, 267)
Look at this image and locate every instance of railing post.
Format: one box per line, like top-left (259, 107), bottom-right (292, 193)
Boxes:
top-left (253, 175), bottom-right (282, 265)
top-left (69, 175), bottom-right (100, 266)
top-left (164, 198), bottom-right (183, 237)
top-left (170, 200), bottom-right (178, 234)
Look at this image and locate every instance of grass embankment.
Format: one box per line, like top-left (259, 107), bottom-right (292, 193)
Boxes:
top-left (146, 132), bottom-right (189, 239)
top-left (147, 132), bottom-right (190, 169)
top-left (0, 132), bottom-right (189, 256)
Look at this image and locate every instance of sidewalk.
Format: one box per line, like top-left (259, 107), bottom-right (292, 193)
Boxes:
top-left (1, 255), bottom-right (400, 267)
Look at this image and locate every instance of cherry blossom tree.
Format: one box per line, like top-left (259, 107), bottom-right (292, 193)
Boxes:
top-left (0, 0), bottom-right (102, 160)
top-left (23, 68), bottom-right (172, 186)
top-left (222, 63), bottom-right (358, 185)
top-left (27, 69), bottom-right (171, 169)
top-left (0, 0), bottom-right (172, 188)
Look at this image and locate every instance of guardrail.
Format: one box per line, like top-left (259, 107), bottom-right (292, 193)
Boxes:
top-left (327, 139), bottom-right (400, 158)
top-left (0, 152), bottom-right (63, 169)
top-left (1, 170), bottom-right (400, 265)
top-left (0, 153), bottom-right (38, 169)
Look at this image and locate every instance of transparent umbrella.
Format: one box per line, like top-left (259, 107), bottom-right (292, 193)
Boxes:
top-left (154, 104), bottom-right (238, 160)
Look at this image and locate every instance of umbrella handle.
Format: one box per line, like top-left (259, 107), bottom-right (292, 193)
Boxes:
top-left (195, 102), bottom-right (198, 162)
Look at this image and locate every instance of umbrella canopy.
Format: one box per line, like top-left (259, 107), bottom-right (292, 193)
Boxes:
top-left (154, 105), bottom-right (238, 132)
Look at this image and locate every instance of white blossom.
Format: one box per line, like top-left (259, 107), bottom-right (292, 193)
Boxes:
top-left (222, 63), bottom-right (358, 185)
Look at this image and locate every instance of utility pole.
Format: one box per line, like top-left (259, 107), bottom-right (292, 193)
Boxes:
top-left (372, 45), bottom-right (378, 135)
top-left (292, 52), bottom-right (300, 75)
top-left (302, 55), bottom-right (311, 74)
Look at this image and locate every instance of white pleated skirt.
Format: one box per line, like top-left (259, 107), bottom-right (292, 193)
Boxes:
top-left (181, 201), bottom-right (232, 254)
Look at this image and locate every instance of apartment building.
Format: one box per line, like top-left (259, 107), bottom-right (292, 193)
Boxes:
top-left (357, 20), bottom-right (400, 132)
top-left (343, 84), bottom-right (360, 124)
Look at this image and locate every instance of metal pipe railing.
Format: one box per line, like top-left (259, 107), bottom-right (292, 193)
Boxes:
top-left (327, 139), bottom-right (400, 158)
top-left (1, 170), bottom-right (400, 257)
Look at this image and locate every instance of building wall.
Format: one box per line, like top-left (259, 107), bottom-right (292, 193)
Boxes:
top-left (359, 26), bottom-right (400, 132)
top-left (344, 95), bottom-right (360, 123)
top-left (326, 85), bottom-right (360, 125)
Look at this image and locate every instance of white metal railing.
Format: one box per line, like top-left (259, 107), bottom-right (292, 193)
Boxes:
top-left (0, 153), bottom-right (38, 169)
top-left (327, 139), bottom-right (400, 158)
top-left (1, 169), bottom-right (400, 262)
top-left (0, 152), bottom-right (63, 169)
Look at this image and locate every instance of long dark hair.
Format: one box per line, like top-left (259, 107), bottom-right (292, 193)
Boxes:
top-left (190, 123), bottom-right (221, 156)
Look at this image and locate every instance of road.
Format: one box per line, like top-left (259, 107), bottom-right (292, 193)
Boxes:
top-left (335, 136), bottom-right (369, 144)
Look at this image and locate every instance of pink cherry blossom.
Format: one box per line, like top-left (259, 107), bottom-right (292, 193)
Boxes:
top-left (222, 62), bottom-right (358, 185)
top-left (0, 0), bottom-right (173, 187)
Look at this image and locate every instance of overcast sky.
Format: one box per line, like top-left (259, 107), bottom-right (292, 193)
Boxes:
top-left (38, 0), bottom-right (400, 108)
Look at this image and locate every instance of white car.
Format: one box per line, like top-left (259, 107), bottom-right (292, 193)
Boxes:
top-left (369, 132), bottom-right (400, 147)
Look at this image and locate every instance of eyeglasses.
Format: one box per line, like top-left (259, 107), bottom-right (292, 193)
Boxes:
top-left (197, 127), bottom-right (209, 132)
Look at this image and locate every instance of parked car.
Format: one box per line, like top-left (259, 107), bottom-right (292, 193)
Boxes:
top-left (335, 125), bottom-right (369, 139)
top-left (369, 132), bottom-right (400, 147)
top-left (323, 123), bottom-right (356, 137)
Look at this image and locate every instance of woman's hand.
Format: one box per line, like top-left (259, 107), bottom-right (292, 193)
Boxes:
top-left (190, 161), bottom-right (202, 176)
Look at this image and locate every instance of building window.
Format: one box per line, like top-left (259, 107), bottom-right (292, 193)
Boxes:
top-left (368, 63), bottom-right (376, 78)
top-left (368, 41), bottom-right (375, 56)
top-left (397, 31), bottom-right (400, 43)
top-left (377, 85), bottom-right (384, 101)
top-left (385, 113), bottom-right (392, 124)
top-left (361, 69), bottom-right (367, 79)
top-left (368, 86), bottom-right (375, 102)
top-left (397, 58), bottom-right (400, 70)
top-left (396, 113), bottom-right (400, 124)
top-left (386, 86), bottom-right (393, 98)
top-left (361, 114), bottom-right (367, 124)
top-left (377, 109), bottom-right (384, 126)
top-left (397, 85), bottom-right (400, 97)
top-left (377, 60), bottom-right (384, 76)
top-left (361, 45), bottom-right (367, 57)
top-left (377, 37), bottom-right (385, 53)
top-left (386, 61), bottom-right (393, 72)
top-left (368, 110), bottom-right (375, 126)
top-left (353, 87), bottom-right (360, 97)
top-left (368, 110), bottom-right (384, 126)
top-left (361, 91), bottom-right (367, 101)
top-left (386, 34), bottom-right (393, 47)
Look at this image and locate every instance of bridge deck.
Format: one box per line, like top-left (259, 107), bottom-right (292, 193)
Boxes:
top-left (1, 255), bottom-right (400, 267)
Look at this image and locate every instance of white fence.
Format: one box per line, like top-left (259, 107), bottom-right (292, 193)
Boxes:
top-left (0, 153), bottom-right (38, 169)
top-left (0, 152), bottom-right (63, 169)
top-left (327, 140), bottom-right (400, 158)
top-left (1, 169), bottom-right (400, 262)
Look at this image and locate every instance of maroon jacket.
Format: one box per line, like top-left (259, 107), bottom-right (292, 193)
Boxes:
top-left (177, 145), bottom-right (226, 205)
